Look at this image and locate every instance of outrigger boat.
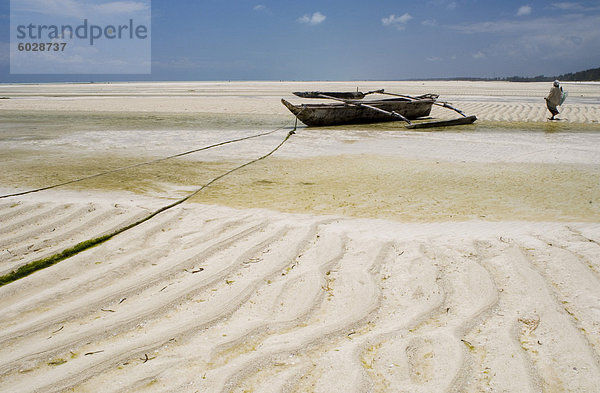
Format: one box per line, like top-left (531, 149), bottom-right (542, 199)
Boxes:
top-left (281, 89), bottom-right (477, 129)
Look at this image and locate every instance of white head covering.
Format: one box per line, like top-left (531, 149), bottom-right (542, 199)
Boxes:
top-left (554, 80), bottom-right (560, 87)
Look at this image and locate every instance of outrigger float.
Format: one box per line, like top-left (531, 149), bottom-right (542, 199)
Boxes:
top-left (281, 89), bottom-right (477, 129)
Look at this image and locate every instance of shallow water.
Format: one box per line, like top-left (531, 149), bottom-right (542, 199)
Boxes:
top-left (1, 110), bottom-right (599, 221)
top-left (2, 110), bottom-right (599, 161)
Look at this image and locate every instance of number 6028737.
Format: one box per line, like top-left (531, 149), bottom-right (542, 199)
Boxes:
top-left (17, 42), bottom-right (67, 51)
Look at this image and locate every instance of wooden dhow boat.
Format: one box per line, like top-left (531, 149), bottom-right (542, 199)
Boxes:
top-left (281, 89), bottom-right (477, 129)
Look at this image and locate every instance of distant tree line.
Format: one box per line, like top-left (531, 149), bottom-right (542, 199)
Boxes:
top-left (500, 67), bottom-right (600, 82)
top-left (423, 67), bottom-right (600, 82)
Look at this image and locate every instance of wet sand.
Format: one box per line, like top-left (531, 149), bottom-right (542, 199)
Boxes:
top-left (1, 80), bottom-right (599, 122)
top-left (1, 81), bottom-right (600, 392)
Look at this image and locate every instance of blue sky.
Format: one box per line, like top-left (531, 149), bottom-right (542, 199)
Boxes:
top-left (1, 0), bottom-right (599, 82)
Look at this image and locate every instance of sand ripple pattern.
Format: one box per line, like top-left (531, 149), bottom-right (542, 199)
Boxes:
top-left (430, 101), bottom-right (600, 123)
top-left (1, 201), bottom-right (600, 392)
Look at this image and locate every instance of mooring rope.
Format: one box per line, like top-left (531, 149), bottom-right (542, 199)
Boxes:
top-left (0, 127), bottom-right (297, 287)
top-left (0, 120), bottom-right (294, 199)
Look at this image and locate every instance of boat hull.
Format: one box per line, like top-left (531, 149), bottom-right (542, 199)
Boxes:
top-left (281, 98), bottom-right (434, 127)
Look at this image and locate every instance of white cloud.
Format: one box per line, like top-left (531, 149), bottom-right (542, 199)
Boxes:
top-left (451, 13), bottom-right (600, 65)
top-left (517, 5), bottom-right (532, 16)
top-left (427, 56), bottom-right (443, 61)
top-left (450, 14), bottom-right (594, 35)
top-left (551, 2), bottom-right (600, 12)
top-left (382, 13), bottom-right (413, 30)
top-left (472, 51), bottom-right (486, 59)
top-left (298, 12), bottom-right (326, 25)
top-left (422, 19), bottom-right (438, 27)
top-left (382, 13), bottom-right (413, 25)
top-left (253, 4), bottom-right (266, 11)
top-left (551, 2), bottom-right (583, 10)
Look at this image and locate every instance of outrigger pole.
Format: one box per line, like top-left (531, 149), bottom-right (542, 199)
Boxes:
top-left (378, 91), bottom-right (468, 118)
top-left (316, 92), bottom-right (476, 129)
top-left (317, 93), bottom-right (413, 125)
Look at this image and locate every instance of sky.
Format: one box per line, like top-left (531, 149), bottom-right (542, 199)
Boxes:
top-left (1, 0), bottom-right (599, 82)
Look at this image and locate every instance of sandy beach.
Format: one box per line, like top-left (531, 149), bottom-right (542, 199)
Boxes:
top-left (1, 81), bottom-right (600, 392)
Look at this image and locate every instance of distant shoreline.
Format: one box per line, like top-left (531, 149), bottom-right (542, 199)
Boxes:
top-left (3, 66), bottom-right (599, 85)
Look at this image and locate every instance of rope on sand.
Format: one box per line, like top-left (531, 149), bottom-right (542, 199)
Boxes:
top-left (0, 122), bottom-right (292, 199)
top-left (0, 127), bottom-right (297, 287)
